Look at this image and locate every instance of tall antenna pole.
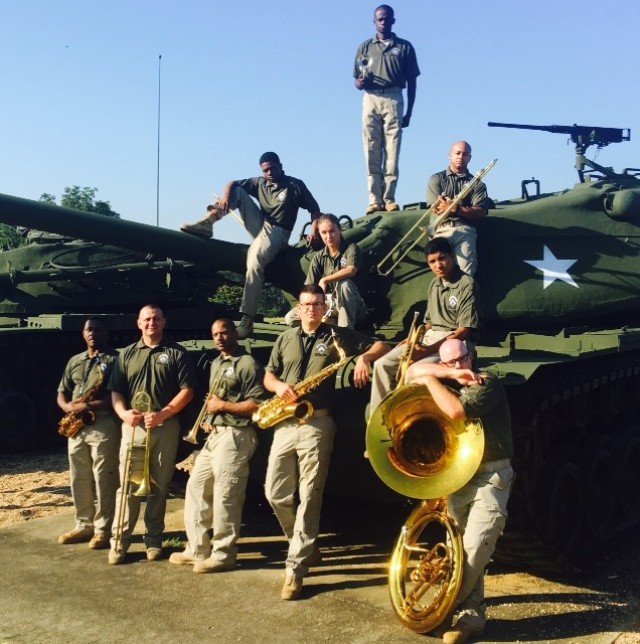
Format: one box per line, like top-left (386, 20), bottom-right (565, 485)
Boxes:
top-left (156, 54), bottom-right (162, 227)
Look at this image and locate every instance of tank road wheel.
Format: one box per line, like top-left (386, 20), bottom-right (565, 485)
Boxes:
top-left (580, 442), bottom-right (616, 538)
top-left (545, 456), bottom-right (585, 554)
top-left (614, 426), bottom-right (640, 520)
top-left (0, 390), bottom-right (37, 451)
top-left (388, 501), bottom-right (463, 634)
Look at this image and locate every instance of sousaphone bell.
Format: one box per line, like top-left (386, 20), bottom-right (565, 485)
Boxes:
top-left (366, 384), bottom-right (484, 499)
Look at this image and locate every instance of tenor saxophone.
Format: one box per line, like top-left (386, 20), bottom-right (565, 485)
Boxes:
top-left (252, 339), bottom-right (347, 430)
top-left (58, 368), bottom-right (104, 438)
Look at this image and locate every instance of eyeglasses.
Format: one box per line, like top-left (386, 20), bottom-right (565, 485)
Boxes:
top-left (441, 352), bottom-right (469, 368)
top-left (298, 301), bottom-right (325, 310)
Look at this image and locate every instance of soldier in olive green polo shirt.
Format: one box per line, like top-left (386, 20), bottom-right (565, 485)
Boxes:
top-left (369, 236), bottom-right (479, 412)
top-left (180, 151), bottom-right (321, 340)
top-left (169, 318), bottom-right (265, 574)
top-left (107, 304), bottom-right (197, 565)
top-left (264, 284), bottom-right (389, 600)
top-left (285, 214), bottom-right (367, 329)
top-left (353, 5), bottom-right (420, 213)
top-left (407, 339), bottom-right (513, 644)
top-left (56, 317), bottom-right (120, 550)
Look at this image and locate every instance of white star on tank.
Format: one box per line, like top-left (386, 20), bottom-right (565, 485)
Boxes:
top-left (524, 245), bottom-right (578, 289)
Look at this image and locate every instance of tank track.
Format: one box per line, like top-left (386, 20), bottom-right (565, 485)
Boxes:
top-left (495, 350), bottom-right (640, 574)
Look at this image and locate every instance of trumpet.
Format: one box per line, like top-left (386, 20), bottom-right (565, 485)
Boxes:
top-left (377, 159), bottom-right (498, 276)
top-left (183, 377), bottom-right (228, 444)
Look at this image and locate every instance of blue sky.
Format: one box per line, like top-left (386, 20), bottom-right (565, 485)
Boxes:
top-left (1, 0), bottom-right (638, 245)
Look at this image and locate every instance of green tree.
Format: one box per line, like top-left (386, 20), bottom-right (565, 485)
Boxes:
top-left (39, 186), bottom-right (120, 218)
top-left (210, 284), bottom-right (243, 308)
top-left (0, 223), bottom-right (25, 250)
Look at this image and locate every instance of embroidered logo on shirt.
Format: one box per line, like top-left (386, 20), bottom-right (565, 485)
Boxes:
top-left (277, 189), bottom-right (287, 202)
top-left (340, 257), bottom-right (347, 268)
top-left (390, 47), bottom-right (401, 56)
top-left (448, 295), bottom-right (459, 309)
top-left (223, 366), bottom-right (234, 378)
top-left (158, 353), bottom-right (169, 364)
top-left (315, 342), bottom-right (329, 355)
top-left (99, 362), bottom-right (108, 372)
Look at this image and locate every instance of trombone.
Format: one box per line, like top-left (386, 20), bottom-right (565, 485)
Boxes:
top-left (376, 159), bottom-right (498, 277)
top-left (113, 391), bottom-right (154, 555)
top-left (183, 377), bottom-right (228, 444)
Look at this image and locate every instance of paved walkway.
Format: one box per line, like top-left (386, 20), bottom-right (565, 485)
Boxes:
top-left (0, 496), bottom-right (633, 644)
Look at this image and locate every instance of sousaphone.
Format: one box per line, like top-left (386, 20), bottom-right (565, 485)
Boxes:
top-left (366, 383), bottom-right (484, 633)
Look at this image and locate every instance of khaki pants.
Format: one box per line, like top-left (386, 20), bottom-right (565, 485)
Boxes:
top-left (231, 187), bottom-right (292, 318)
top-left (110, 417), bottom-right (180, 551)
top-left (182, 425), bottom-right (257, 564)
top-left (265, 415), bottom-right (336, 578)
top-left (67, 412), bottom-right (120, 536)
top-left (362, 88), bottom-right (404, 207)
top-left (434, 221), bottom-right (478, 276)
top-left (448, 461), bottom-right (513, 626)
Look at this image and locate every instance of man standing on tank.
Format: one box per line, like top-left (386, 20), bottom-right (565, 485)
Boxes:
top-left (427, 141), bottom-right (493, 276)
top-left (56, 317), bottom-right (120, 550)
top-left (354, 5), bottom-right (420, 214)
top-left (407, 339), bottom-right (514, 644)
top-left (180, 152), bottom-right (321, 340)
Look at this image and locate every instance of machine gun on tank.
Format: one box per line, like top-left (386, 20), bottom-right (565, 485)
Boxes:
top-left (488, 121), bottom-right (631, 182)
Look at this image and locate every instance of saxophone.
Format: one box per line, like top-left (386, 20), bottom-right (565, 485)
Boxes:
top-left (58, 368), bottom-right (104, 438)
top-left (252, 338), bottom-right (347, 430)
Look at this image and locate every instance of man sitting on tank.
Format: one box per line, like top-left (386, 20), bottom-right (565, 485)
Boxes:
top-left (180, 152), bottom-right (321, 340)
top-left (284, 213), bottom-right (367, 329)
top-left (369, 236), bottom-right (479, 414)
top-left (406, 338), bottom-right (513, 644)
top-left (427, 141), bottom-right (493, 277)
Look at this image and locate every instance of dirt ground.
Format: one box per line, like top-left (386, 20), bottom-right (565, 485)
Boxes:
top-left (1, 448), bottom-right (639, 643)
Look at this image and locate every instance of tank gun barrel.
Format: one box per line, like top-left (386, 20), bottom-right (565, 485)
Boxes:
top-left (0, 192), bottom-right (247, 275)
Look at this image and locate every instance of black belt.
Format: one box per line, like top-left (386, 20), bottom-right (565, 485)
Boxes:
top-left (367, 87), bottom-right (401, 94)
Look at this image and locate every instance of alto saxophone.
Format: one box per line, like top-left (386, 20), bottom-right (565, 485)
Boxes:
top-left (58, 367), bottom-right (104, 438)
top-left (252, 338), bottom-right (347, 430)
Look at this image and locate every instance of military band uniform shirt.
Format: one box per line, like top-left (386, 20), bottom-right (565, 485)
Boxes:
top-left (285, 214), bottom-right (367, 329)
top-left (56, 318), bottom-right (120, 550)
top-left (107, 305), bottom-right (196, 564)
top-left (353, 5), bottom-right (420, 213)
top-left (264, 285), bottom-right (389, 600)
top-left (169, 319), bottom-right (265, 573)
top-left (180, 152), bottom-right (321, 339)
top-left (427, 141), bottom-right (493, 276)
top-left (406, 339), bottom-right (514, 644)
top-left (369, 237), bottom-right (479, 413)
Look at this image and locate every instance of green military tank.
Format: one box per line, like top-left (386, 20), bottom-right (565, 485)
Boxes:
top-left (0, 122), bottom-right (638, 565)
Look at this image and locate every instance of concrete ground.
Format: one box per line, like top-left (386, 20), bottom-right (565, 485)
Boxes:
top-left (0, 490), bottom-right (637, 644)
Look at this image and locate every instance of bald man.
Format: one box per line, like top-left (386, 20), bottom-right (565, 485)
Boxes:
top-left (427, 141), bottom-right (493, 276)
top-left (407, 339), bottom-right (513, 644)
